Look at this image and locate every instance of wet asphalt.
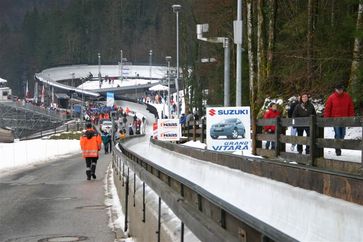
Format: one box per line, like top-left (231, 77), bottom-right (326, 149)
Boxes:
top-left (0, 151), bottom-right (116, 242)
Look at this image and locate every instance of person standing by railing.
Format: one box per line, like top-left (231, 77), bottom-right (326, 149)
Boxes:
top-left (324, 84), bottom-right (355, 156)
top-left (263, 103), bottom-right (281, 150)
top-left (292, 93), bottom-right (316, 155)
top-left (288, 95), bottom-right (300, 151)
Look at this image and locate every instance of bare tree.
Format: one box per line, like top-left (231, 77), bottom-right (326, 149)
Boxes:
top-left (266, 0), bottom-right (276, 81)
top-left (246, 0), bottom-right (257, 154)
top-left (349, 1), bottom-right (363, 113)
top-left (257, 0), bottom-right (266, 99)
top-left (307, 0), bottom-right (314, 88)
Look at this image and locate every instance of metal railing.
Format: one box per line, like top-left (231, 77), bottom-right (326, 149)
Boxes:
top-left (113, 138), bottom-right (295, 242)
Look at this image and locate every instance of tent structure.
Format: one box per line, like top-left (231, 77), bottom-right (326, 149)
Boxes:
top-left (149, 84), bottom-right (168, 91)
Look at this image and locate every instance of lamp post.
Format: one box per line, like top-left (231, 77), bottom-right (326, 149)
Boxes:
top-left (234, 0), bottom-right (243, 106)
top-left (172, 4), bottom-right (181, 118)
top-left (197, 24), bottom-right (230, 107)
top-left (149, 50), bottom-right (153, 80)
top-left (98, 52), bottom-right (101, 83)
top-left (165, 56), bottom-right (172, 118)
top-left (120, 50), bottom-right (123, 81)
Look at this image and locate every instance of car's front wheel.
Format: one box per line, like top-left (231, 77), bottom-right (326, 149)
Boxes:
top-left (231, 128), bottom-right (239, 139)
top-left (211, 135), bottom-right (218, 139)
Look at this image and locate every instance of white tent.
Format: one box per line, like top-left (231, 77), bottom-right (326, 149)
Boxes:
top-left (149, 84), bottom-right (168, 91)
top-left (0, 78), bottom-right (7, 83)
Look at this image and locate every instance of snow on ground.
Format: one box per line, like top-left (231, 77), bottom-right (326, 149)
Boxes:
top-left (79, 78), bottom-right (159, 90)
top-left (0, 138), bottom-right (80, 174)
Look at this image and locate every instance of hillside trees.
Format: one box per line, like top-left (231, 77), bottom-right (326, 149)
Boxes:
top-left (0, 0), bottom-right (361, 111)
top-left (349, 0), bottom-right (363, 114)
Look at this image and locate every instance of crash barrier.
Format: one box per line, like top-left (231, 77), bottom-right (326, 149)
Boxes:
top-left (181, 116), bottom-right (363, 176)
top-left (21, 121), bottom-right (85, 140)
top-left (113, 138), bottom-right (295, 242)
top-left (0, 101), bottom-right (69, 120)
top-left (145, 103), bottom-right (159, 119)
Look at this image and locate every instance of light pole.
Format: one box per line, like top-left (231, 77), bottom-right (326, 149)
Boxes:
top-left (197, 24), bottom-right (230, 107)
top-left (149, 50), bottom-right (153, 80)
top-left (172, 4), bottom-right (181, 118)
top-left (120, 50), bottom-right (123, 81)
top-left (234, 0), bottom-right (243, 106)
top-left (166, 56), bottom-right (172, 118)
top-left (98, 52), bottom-right (101, 83)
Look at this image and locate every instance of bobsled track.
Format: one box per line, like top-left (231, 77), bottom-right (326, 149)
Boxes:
top-left (14, 65), bottom-right (363, 241)
top-left (111, 99), bottom-right (363, 242)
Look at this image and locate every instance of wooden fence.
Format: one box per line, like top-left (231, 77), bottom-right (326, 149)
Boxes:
top-left (181, 116), bottom-right (363, 175)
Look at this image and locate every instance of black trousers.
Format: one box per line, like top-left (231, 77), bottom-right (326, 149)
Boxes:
top-left (297, 127), bottom-right (310, 153)
top-left (85, 157), bottom-right (98, 178)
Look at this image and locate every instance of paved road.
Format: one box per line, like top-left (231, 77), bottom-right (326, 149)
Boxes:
top-left (0, 152), bottom-right (116, 242)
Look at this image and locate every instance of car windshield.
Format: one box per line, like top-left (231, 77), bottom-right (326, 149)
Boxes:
top-left (103, 121), bottom-right (112, 125)
top-left (223, 119), bottom-right (236, 124)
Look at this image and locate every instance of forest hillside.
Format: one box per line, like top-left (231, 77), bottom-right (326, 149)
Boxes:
top-left (0, 0), bottom-right (361, 115)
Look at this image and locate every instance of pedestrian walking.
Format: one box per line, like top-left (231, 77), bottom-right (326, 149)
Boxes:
top-left (80, 123), bottom-right (102, 180)
top-left (101, 130), bottom-right (111, 154)
top-left (324, 84), bottom-right (355, 156)
top-left (128, 123), bottom-right (134, 135)
top-left (292, 93), bottom-right (316, 155)
top-left (263, 103), bottom-right (281, 150)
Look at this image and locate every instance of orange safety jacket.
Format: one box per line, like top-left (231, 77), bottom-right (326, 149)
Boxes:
top-left (80, 128), bottom-right (102, 158)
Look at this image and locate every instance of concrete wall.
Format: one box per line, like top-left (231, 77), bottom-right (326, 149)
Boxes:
top-left (113, 167), bottom-right (199, 242)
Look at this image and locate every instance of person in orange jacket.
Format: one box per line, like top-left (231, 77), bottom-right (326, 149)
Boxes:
top-left (80, 123), bottom-right (102, 180)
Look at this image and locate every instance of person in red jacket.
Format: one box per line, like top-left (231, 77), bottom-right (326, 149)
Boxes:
top-left (324, 84), bottom-right (355, 156)
top-left (263, 103), bottom-right (281, 149)
top-left (80, 123), bottom-right (102, 180)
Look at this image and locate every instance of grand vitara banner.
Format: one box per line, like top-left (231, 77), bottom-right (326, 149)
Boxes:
top-left (157, 119), bottom-right (181, 142)
top-left (206, 107), bottom-right (251, 153)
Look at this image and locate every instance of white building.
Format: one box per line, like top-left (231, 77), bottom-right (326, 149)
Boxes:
top-left (0, 78), bottom-right (12, 101)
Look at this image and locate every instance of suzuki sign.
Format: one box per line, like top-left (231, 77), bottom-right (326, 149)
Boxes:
top-left (206, 107), bottom-right (251, 153)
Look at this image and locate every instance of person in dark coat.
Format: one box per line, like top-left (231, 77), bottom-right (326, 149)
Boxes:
top-left (292, 93), bottom-right (316, 154)
top-left (324, 84), bottom-right (355, 156)
top-left (288, 96), bottom-right (300, 151)
top-left (101, 130), bottom-right (111, 154)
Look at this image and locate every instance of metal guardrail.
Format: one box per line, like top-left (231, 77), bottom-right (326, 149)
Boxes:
top-left (21, 121), bottom-right (85, 140)
top-left (0, 101), bottom-right (68, 120)
top-left (113, 138), bottom-right (296, 242)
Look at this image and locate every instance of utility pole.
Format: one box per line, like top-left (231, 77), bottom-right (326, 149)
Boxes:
top-left (172, 4), bottom-right (181, 118)
top-left (120, 50), bottom-right (123, 81)
top-left (149, 50), bottom-right (153, 80)
top-left (234, 0), bottom-right (243, 106)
